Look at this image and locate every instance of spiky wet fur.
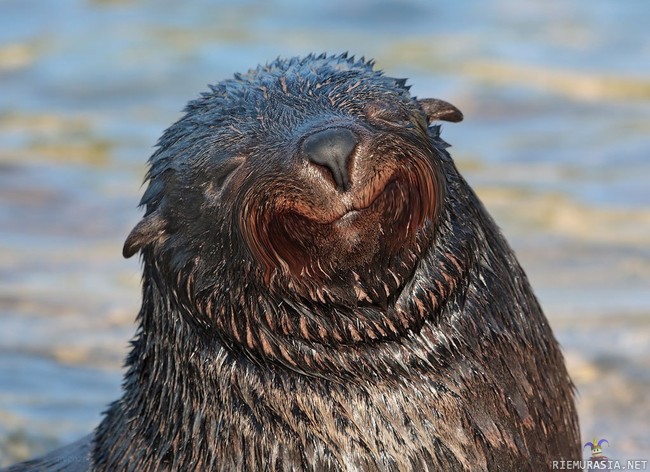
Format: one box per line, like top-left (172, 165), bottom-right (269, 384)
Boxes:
top-left (97, 55), bottom-right (580, 470)
top-left (7, 54), bottom-right (580, 471)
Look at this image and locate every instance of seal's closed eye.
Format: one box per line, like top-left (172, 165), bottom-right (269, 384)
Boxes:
top-left (417, 98), bottom-right (464, 123)
top-left (364, 101), bottom-right (412, 126)
top-left (212, 156), bottom-right (245, 189)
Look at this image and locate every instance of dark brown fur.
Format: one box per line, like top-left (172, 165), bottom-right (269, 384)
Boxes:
top-left (6, 54), bottom-right (580, 472)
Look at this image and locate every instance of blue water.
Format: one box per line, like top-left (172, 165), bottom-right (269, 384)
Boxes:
top-left (1, 0), bottom-right (649, 464)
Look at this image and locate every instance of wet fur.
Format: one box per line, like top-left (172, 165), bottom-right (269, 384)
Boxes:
top-left (6, 54), bottom-right (580, 471)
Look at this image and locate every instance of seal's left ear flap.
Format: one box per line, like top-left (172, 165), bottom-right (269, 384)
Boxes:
top-left (123, 211), bottom-right (166, 258)
top-left (418, 98), bottom-right (464, 123)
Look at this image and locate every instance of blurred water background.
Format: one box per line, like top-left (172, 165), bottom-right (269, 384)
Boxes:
top-left (1, 0), bottom-right (648, 466)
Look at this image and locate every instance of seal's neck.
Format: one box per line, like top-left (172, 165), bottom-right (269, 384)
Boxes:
top-left (93, 263), bottom-right (466, 471)
top-left (92, 163), bottom-right (490, 469)
top-left (92, 275), bottom-right (237, 470)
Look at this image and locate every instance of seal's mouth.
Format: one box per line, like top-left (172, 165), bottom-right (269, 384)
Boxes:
top-left (331, 177), bottom-right (398, 224)
top-left (238, 139), bottom-right (442, 286)
top-left (290, 170), bottom-right (400, 225)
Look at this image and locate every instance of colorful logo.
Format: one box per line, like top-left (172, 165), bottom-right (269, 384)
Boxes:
top-left (583, 438), bottom-right (609, 462)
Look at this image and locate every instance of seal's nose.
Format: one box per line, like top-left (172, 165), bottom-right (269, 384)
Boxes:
top-left (302, 127), bottom-right (357, 191)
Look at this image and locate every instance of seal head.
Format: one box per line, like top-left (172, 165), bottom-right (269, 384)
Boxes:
top-left (123, 54), bottom-right (463, 369)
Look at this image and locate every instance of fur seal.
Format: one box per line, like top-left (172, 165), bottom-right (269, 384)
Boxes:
top-left (5, 54), bottom-right (580, 471)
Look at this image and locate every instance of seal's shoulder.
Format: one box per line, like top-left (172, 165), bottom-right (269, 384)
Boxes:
top-left (2, 435), bottom-right (92, 472)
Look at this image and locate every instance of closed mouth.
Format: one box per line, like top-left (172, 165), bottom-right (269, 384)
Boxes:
top-left (274, 166), bottom-right (413, 226)
top-left (332, 178), bottom-right (397, 223)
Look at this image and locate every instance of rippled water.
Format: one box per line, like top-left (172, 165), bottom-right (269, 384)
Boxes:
top-left (1, 0), bottom-right (649, 465)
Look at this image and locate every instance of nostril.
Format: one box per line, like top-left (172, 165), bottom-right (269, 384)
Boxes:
top-left (302, 127), bottom-right (357, 191)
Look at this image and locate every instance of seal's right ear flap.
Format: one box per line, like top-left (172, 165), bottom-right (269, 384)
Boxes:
top-left (123, 211), bottom-right (166, 258)
top-left (418, 98), bottom-right (464, 123)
